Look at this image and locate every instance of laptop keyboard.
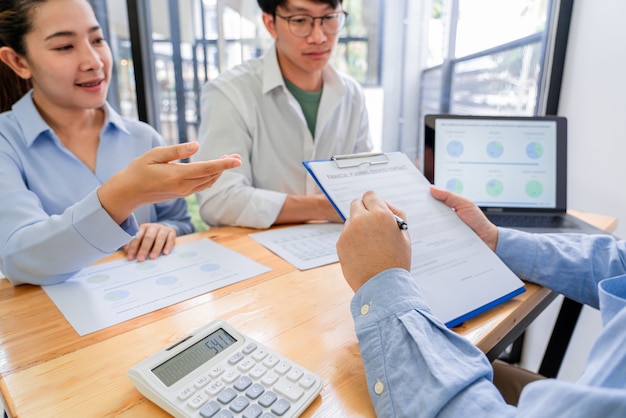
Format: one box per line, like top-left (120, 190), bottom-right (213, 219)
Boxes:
top-left (485, 214), bottom-right (579, 229)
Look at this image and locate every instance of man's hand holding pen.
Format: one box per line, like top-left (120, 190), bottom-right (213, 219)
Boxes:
top-left (336, 191), bottom-right (411, 293)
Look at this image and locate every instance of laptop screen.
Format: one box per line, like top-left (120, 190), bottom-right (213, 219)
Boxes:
top-left (424, 115), bottom-right (568, 212)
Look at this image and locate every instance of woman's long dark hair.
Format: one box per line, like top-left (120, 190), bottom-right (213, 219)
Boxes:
top-left (0, 1), bottom-right (46, 113)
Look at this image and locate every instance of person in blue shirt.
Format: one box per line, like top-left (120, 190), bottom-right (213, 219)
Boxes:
top-left (336, 189), bottom-right (626, 417)
top-left (0, 0), bottom-right (241, 286)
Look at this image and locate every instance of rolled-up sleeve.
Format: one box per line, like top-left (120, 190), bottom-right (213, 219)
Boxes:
top-left (351, 268), bottom-right (515, 417)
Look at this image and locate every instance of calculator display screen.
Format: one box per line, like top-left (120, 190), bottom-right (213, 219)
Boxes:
top-left (151, 328), bottom-right (237, 387)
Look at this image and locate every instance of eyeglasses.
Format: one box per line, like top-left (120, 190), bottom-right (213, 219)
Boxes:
top-left (275, 11), bottom-right (348, 37)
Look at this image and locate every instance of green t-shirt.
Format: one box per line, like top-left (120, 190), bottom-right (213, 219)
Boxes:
top-left (284, 77), bottom-right (322, 137)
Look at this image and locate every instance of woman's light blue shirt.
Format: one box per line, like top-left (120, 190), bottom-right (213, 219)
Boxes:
top-left (351, 228), bottom-right (626, 417)
top-left (0, 92), bottom-right (192, 286)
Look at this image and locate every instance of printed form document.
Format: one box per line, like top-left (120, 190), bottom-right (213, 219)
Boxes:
top-left (303, 152), bottom-right (525, 327)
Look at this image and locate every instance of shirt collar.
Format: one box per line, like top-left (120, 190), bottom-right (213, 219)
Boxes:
top-left (13, 91), bottom-right (51, 147)
top-left (262, 43), bottom-right (285, 94)
top-left (12, 90), bottom-right (129, 148)
top-left (261, 42), bottom-right (347, 96)
top-left (102, 101), bottom-right (130, 135)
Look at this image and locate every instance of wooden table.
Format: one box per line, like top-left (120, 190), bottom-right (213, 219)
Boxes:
top-left (0, 210), bottom-right (617, 417)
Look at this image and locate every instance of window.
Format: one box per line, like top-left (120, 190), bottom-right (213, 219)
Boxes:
top-left (379, 0), bottom-right (572, 165)
top-left (100, 0), bottom-right (571, 165)
top-left (94, 0), bottom-right (136, 119)
top-left (423, 0), bottom-right (553, 117)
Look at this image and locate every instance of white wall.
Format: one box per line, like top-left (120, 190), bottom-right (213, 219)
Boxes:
top-left (521, 0), bottom-right (626, 380)
top-left (562, 0), bottom-right (626, 236)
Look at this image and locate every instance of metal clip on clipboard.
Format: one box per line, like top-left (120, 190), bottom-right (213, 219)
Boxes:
top-left (331, 152), bottom-right (389, 169)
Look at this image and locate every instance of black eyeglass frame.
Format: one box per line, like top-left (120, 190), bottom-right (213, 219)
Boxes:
top-left (274, 11), bottom-right (349, 37)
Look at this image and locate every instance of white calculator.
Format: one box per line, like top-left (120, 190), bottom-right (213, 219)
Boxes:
top-left (128, 320), bottom-right (323, 418)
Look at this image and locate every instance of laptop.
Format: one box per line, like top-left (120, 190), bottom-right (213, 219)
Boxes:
top-left (423, 114), bottom-right (606, 234)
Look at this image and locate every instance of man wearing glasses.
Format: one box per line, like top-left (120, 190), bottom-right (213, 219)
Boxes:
top-left (194, 0), bottom-right (372, 229)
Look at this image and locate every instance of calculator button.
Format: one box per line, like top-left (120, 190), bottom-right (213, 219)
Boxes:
top-left (210, 366), bottom-right (225, 378)
top-left (222, 369), bottom-right (240, 384)
top-left (271, 398), bottom-right (291, 416)
top-left (260, 371), bottom-right (279, 387)
top-left (177, 385), bottom-right (195, 401)
top-left (217, 387), bottom-right (237, 405)
top-left (286, 368), bottom-right (303, 382)
top-left (228, 352), bottom-right (244, 365)
top-left (273, 379), bottom-right (304, 402)
top-left (188, 392), bottom-right (208, 410)
top-left (242, 404), bottom-right (263, 418)
top-left (298, 375), bottom-right (316, 389)
top-left (249, 365), bottom-right (267, 379)
top-left (238, 358), bottom-right (255, 372)
top-left (245, 383), bottom-right (265, 400)
top-left (194, 374), bottom-right (211, 389)
top-left (263, 355), bottom-right (280, 368)
top-left (234, 375), bottom-right (253, 392)
top-left (229, 396), bottom-right (250, 413)
top-left (215, 410), bottom-right (234, 418)
top-left (274, 362), bottom-right (291, 375)
top-left (242, 342), bottom-right (257, 354)
top-left (199, 400), bottom-right (221, 418)
top-left (258, 391), bottom-right (278, 408)
top-left (252, 349), bottom-right (269, 361)
top-left (206, 380), bottom-right (225, 396)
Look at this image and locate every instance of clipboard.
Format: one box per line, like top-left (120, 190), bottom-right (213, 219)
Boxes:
top-left (303, 152), bottom-right (395, 221)
top-left (303, 152), bottom-right (525, 328)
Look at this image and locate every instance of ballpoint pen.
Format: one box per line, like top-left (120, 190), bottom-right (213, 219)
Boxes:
top-left (393, 214), bottom-right (408, 230)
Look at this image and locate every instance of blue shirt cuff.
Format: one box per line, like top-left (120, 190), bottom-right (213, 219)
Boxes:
top-left (495, 227), bottom-right (538, 280)
top-left (350, 268), bottom-right (435, 326)
top-left (598, 274), bottom-right (626, 325)
top-left (72, 190), bottom-right (138, 252)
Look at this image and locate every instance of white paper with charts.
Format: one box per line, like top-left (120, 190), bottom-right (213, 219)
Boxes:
top-left (43, 239), bottom-right (271, 336)
top-left (303, 151), bottom-right (525, 327)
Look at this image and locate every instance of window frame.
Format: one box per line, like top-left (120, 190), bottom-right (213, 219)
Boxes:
top-left (379, 0), bottom-right (573, 163)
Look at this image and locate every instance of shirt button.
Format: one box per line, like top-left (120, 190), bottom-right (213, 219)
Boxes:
top-left (360, 304), bottom-right (370, 315)
top-left (374, 379), bottom-right (384, 395)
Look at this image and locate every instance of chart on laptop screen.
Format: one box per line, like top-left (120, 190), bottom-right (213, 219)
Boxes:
top-left (433, 118), bottom-right (558, 208)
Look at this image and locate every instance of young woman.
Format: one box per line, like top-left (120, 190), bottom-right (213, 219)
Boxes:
top-left (0, 0), bottom-right (241, 286)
